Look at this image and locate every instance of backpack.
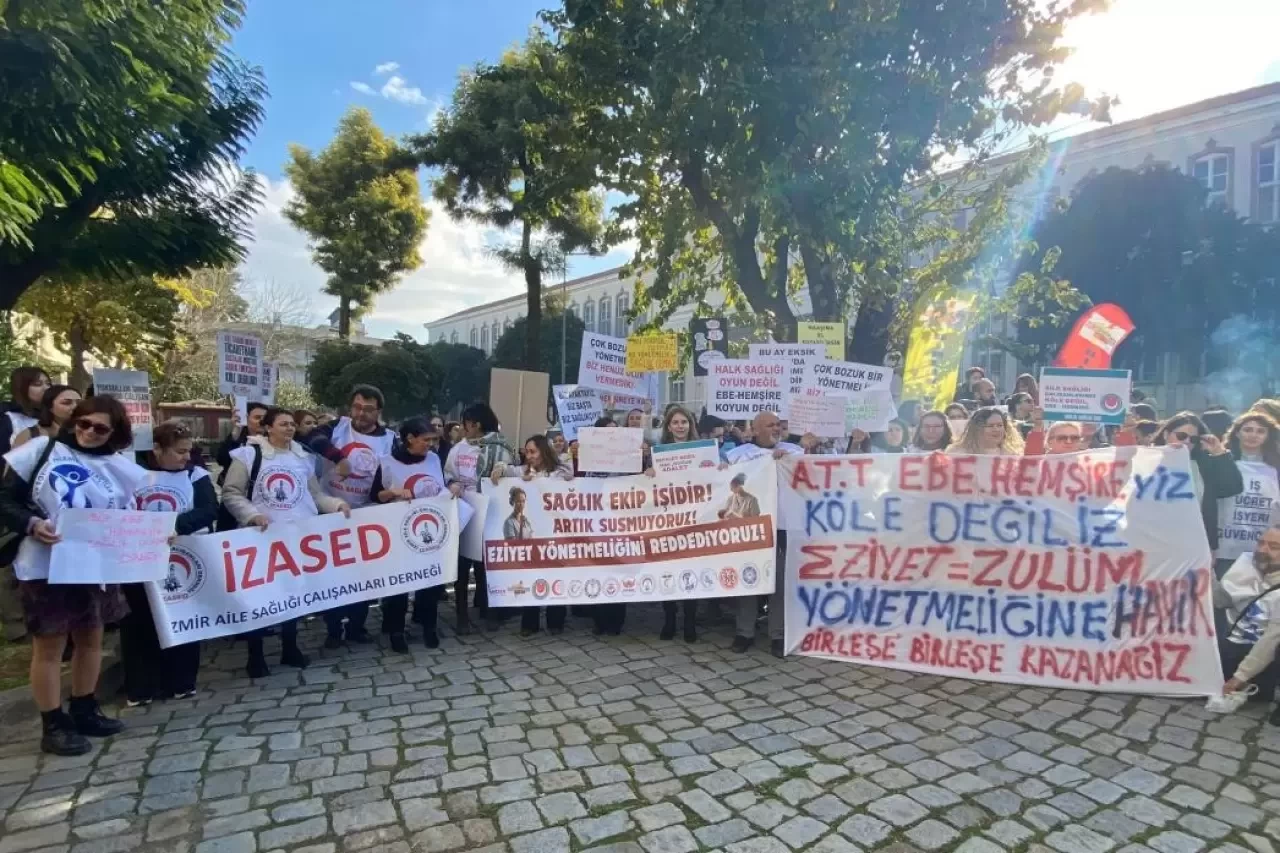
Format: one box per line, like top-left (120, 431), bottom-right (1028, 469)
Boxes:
top-left (215, 444), bottom-right (263, 533)
top-left (0, 437), bottom-right (59, 565)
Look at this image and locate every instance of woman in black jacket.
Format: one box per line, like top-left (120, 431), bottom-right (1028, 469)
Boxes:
top-left (124, 421), bottom-right (219, 705)
top-left (1152, 412), bottom-right (1244, 555)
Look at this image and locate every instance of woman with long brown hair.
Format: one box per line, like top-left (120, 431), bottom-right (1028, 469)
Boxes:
top-left (949, 407), bottom-right (1025, 455)
top-left (1226, 411), bottom-right (1280, 470)
top-left (659, 407), bottom-right (700, 642)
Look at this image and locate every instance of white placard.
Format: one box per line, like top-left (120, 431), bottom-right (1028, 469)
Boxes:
top-left (50, 508), bottom-right (176, 584)
top-left (708, 360), bottom-right (789, 419)
top-left (578, 427), bottom-right (644, 474)
top-left (1217, 461), bottom-right (1280, 560)
top-left (787, 394), bottom-right (847, 438)
top-left (1039, 367), bottom-right (1131, 425)
top-left (257, 361), bottom-right (277, 405)
top-left (217, 331), bottom-right (264, 397)
top-left (651, 440), bottom-right (722, 475)
top-left (844, 390), bottom-right (898, 432)
top-left (578, 332), bottom-right (648, 396)
top-left (459, 490), bottom-right (489, 563)
top-left (749, 344), bottom-right (824, 397)
top-left (92, 368), bottom-right (153, 451)
top-left (552, 385), bottom-right (603, 441)
top-left (801, 359), bottom-right (893, 398)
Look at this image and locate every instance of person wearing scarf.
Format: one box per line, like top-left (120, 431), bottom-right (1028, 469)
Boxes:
top-left (0, 395), bottom-right (146, 755)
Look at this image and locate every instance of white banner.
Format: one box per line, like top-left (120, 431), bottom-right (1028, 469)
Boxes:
top-left (1217, 461), bottom-right (1280, 560)
top-left (787, 394), bottom-right (846, 438)
top-left (459, 490), bottom-right (488, 563)
top-left (578, 426), bottom-right (644, 474)
top-left (92, 368), bottom-right (154, 451)
top-left (552, 385), bottom-right (603, 441)
top-left (216, 331), bottom-right (264, 397)
top-left (483, 458), bottom-right (777, 606)
top-left (844, 390), bottom-right (898, 433)
top-left (800, 359), bottom-right (892, 398)
top-left (50, 509), bottom-right (176, 584)
top-left (780, 448), bottom-right (1222, 695)
top-left (1040, 367), bottom-right (1131, 425)
top-left (708, 360), bottom-right (789, 420)
top-left (150, 498), bottom-right (459, 647)
top-left (256, 362), bottom-right (277, 405)
top-left (652, 440), bottom-right (721, 475)
top-left (578, 332), bottom-right (647, 396)
top-left (749, 344), bottom-right (823, 397)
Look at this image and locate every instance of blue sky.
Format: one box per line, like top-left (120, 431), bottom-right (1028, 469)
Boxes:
top-left (231, 0), bottom-right (1280, 340)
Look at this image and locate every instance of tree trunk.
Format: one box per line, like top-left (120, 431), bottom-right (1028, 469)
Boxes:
top-left (849, 300), bottom-right (891, 365)
top-left (68, 322), bottom-right (91, 393)
top-left (338, 298), bottom-right (351, 341)
top-left (521, 222), bottom-right (541, 371)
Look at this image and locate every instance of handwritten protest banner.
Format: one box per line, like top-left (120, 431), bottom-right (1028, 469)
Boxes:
top-left (484, 457), bottom-right (777, 606)
top-left (690, 318), bottom-right (728, 377)
top-left (92, 368), bottom-right (154, 451)
top-left (708, 360), bottom-right (789, 419)
top-left (798, 322), bottom-right (845, 359)
top-left (601, 373), bottom-right (659, 413)
top-left (787, 394), bottom-right (846, 438)
top-left (1217, 461), bottom-right (1280, 560)
top-left (779, 447), bottom-right (1223, 695)
top-left (578, 426), bottom-right (644, 474)
top-left (801, 358), bottom-right (892, 397)
top-left (844, 389), bottom-right (898, 433)
top-left (150, 497), bottom-right (459, 647)
top-left (625, 333), bottom-right (678, 373)
top-left (50, 508), bottom-right (176, 584)
top-left (749, 344), bottom-right (823, 397)
top-left (578, 332), bottom-right (648, 396)
top-left (216, 331), bottom-right (264, 397)
top-left (552, 385), bottom-right (603, 441)
top-left (1039, 367), bottom-right (1131, 425)
top-left (257, 361), bottom-right (277, 405)
top-left (652, 440), bottom-right (722, 475)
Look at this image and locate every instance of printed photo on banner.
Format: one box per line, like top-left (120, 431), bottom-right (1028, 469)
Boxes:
top-left (748, 344), bottom-right (823, 397)
top-left (92, 368), bottom-right (154, 451)
top-left (1217, 461), bottom-right (1280, 561)
top-left (552, 385), bottom-right (603, 441)
top-left (1039, 367), bottom-right (1131, 424)
top-left (625, 332), bottom-right (678, 373)
top-left (578, 426), bottom-right (645, 474)
top-left (690, 318), bottom-right (728, 377)
top-left (652, 440), bottom-right (722, 475)
top-left (844, 390), bottom-right (898, 433)
top-left (482, 458), bottom-right (778, 607)
top-left (708, 359), bottom-right (789, 420)
top-left (800, 358), bottom-right (892, 397)
top-left (797, 321), bottom-right (845, 359)
top-left (578, 332), bottom-right (648, 396)
top-left (778, 447), bottom-right (1223, 696)
top-left (216, 331), bottom-right (264, 397)
top-left (51, 508), bottom-right (176, 585)
top-left (151, 498), bottom-right (460, 647)
top-left (786, 394), bottom-right (846, 438)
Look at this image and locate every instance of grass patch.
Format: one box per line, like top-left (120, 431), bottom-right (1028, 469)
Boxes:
top-left (0, 634), bottom-right (29, 691)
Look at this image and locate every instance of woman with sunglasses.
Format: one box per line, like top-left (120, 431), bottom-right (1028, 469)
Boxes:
top-left (123, 420), bottom-right (217, 705)
top-left (221, 407), bottom-right (351, 677)
top-left (0, 396), bottom-right (147, 755)
top-left (1151, 412), bottom-right (1244, 561)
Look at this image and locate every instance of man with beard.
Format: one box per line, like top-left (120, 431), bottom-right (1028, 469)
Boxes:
top-left (1219, 525), bottom-right (1280, 724)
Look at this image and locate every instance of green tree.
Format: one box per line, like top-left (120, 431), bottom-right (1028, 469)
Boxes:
top-left (307, 334), bottom-right (438, 421)
top-left (426, 341), bottom-right (491, 414)
top-left (416, 30), bottom-right (608, 371)
top-left (490, 308), bottom-right (585, 386)
top-left (0, 1), bottom-right (264, 308)
top-left (548, 0), bottom-right (1110, 361)
top-left (0, 314), bottom-right (59, 382)
top-left (150, 267), bottom-right (249, 402)
top-left (285, 108), bottom-right (429, 340)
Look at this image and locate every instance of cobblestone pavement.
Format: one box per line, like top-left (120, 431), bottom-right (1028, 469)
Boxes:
top-left (3, 606), bottom-right (1280, 853)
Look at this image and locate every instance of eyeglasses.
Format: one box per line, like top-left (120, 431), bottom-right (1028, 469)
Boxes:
top-left (1051, 435), bottom-right (1082, 444)
top-left (351, 404), bottom-right (380, 414)
top-left (75, 418), bottom-right (112, 436)
top-left (1172, 431), bottom-right (1197, 442)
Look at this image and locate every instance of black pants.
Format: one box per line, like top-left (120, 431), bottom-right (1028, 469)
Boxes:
top-left (1220, 634), bottom-right (1280, 701)
top-left (593, 603), bottom-right (626, 634)
top-left (324, 601), bottom-right (370, 638)
top-left (383, 587), bottom-right (445, 635)
top-left (663, 599), bottom-right (697, 628)
top-left (247, 619), bottom-right (298, 662)
top-left (521, 606), bottom-right (566, 632)
top-left (456, 558), bottom-right (488, 618)
top-left (120, 584), bottom-right (200, 701)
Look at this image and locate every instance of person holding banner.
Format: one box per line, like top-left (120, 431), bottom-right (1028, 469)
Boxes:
top-left (373, 417), bottom-right (447, 652)
top-left (659, 407), bottom-right (702, 642)
top-left (303, 385), bottom-right (396, 649)
top-left (123, 421), bottom-right (216, 705)
top-left (1152, 412), bottom-right (1244, 557)
top-left (10, 385), bottom-right (81, 450)
top-left (949, 407), bottom-right (1025, 455)
top-left (1216, 525), bottom-right (1280, 720)
top-left (222, 407), bottom-right (351, 677)
top-left (0, 396), bottom-right (146, 755)
top-left (909, 411), bottom-right (954, 452)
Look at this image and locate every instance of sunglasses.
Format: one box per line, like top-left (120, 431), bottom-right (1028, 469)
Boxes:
top-left (1172, 431), bottom-right (1198, 442)
top-left (75, 418), bottom-right (112, 437)
top-left (1051, 435), bottom-right (1082, 444)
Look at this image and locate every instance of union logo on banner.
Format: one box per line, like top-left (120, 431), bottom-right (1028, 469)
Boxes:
top-left (401, 506), bottom-right (449, 554)
top-left (162, 545), bottom-right (207, 604)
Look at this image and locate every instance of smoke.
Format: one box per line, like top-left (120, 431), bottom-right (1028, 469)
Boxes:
top-left (1203, 315), bottom-right (1280, 413)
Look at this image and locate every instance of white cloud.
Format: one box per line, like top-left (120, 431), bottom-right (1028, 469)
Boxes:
top-left (374, 61), bottom-right (400, 76)
top-left (379, 75), bottom-right (428, 106)
top-left (349, 81), bottom-right (375, 96)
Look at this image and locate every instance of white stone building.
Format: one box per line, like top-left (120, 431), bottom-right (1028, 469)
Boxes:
top-left (427, 83), bottom-right (1280, 415)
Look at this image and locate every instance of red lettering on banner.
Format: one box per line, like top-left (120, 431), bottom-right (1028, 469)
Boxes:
top-left (299, 534), bottom-right (327, 572)
top-left (222, 542), bottom-right (236, 593)
top-left (330, 529), bottom-right (355, 567)
top-left (358, 525), bottom-right (390, 561)
top-left (800, 629), bottom-right (899, 661)
top-left (238, 547), bottom-right (261, 590)
top-left (1018, 641), bottom-right (1193, 685)
top-left (799, 544), bottom-right (836, 579)
top-left (908, 633), bottom-right (1005, 675)
top-left (266, 541), bottom-right (300, 583)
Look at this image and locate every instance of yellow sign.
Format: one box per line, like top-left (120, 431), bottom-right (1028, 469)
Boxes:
top-left (798, 322), bottom-right (845, 359)
top-left (902, 290), bottom-right (976, 411)
top-left (625, 332), bottom-right (679, 372)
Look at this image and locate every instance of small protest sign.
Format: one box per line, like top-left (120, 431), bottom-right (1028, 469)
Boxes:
top-left (708, 360), bottom-right (789, 420)
top-left (552, 385), bottom-right (603, 441)
top-left (578, 427), bottom-right (645, 473)
top-left (625, 332), bottom-right (678, 373)
top-left (578, 332), bottom-right (648, 396)
top-left (50, 509), bottom-right (176, 584)
top-left (1039, 367), bottom-right (1131, 425)
top-left (216, 331), bottom-right (264, 397)
top-left (749, 344), bottom-right (824, 397)
top-left (801, 359), bottom-right (892, 397)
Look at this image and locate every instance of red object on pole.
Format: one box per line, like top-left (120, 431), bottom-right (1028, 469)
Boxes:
top-left (1053, 304), bottom-right (1136, 369)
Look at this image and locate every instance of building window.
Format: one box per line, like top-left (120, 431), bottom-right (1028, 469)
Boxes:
top-left (491, 321), bottom-right (500, 350)
top-left (480, 325), bottom-right (489, 353)
top-left (470, 327), bottom-right (478, 348)
top-left (669, 374), bottom-right (686, 405)
top-left (1257, 140), bottom-right (1280, 223)
top-left (568, 301), bottom-right (579, 320)
top-left (450, 331), bottom-right (458, 344)
top-left (1192, 151), bottom-right (1230, 206)
top-left (615, 295), bottom-right (630, 338)
top-left (598, 297), bottom-right (612, 338)
top-left (503, 318), bottom-right (512, 334)
top-left (582, 300), bottom-right (595, 333)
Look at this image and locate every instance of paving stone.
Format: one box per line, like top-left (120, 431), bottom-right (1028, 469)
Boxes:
top-left (640, 825), bottom-right (699, 853)
top-left (772, 815), bottom-right (827, 849)
top-left (904, 819), bottom-right (959, 851)
top-left (867, 793), bottom-right (929, 827)
top-left (837, 814), bottom-right (892, 846)
top-left (499, 801), bottom-right (545, 835)
top-left (536, 793), bottom-right (587, 825)
top-left (509, 827), bottom-right (571, 853)
top-left (259, 816), bottom-right (328, 848)
top-left (570, 812), bottom-right (635, 846)
top-left (693, 819), bottom-right (754, 848)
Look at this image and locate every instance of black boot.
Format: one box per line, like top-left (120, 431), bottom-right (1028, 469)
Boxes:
top-left (280, 643), bottom-right (309, 669)
top-left (41, 709), bottom-right (90, 756)
top-left (660, 613), bottom-right (676, 641)
top-left (389, 632), bottom-right (409, 654)
top-left (69, 694), bottom-right (124, 738)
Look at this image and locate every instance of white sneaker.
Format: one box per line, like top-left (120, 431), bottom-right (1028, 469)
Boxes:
top-left (1205, 683), bottom-right (1259, 713)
